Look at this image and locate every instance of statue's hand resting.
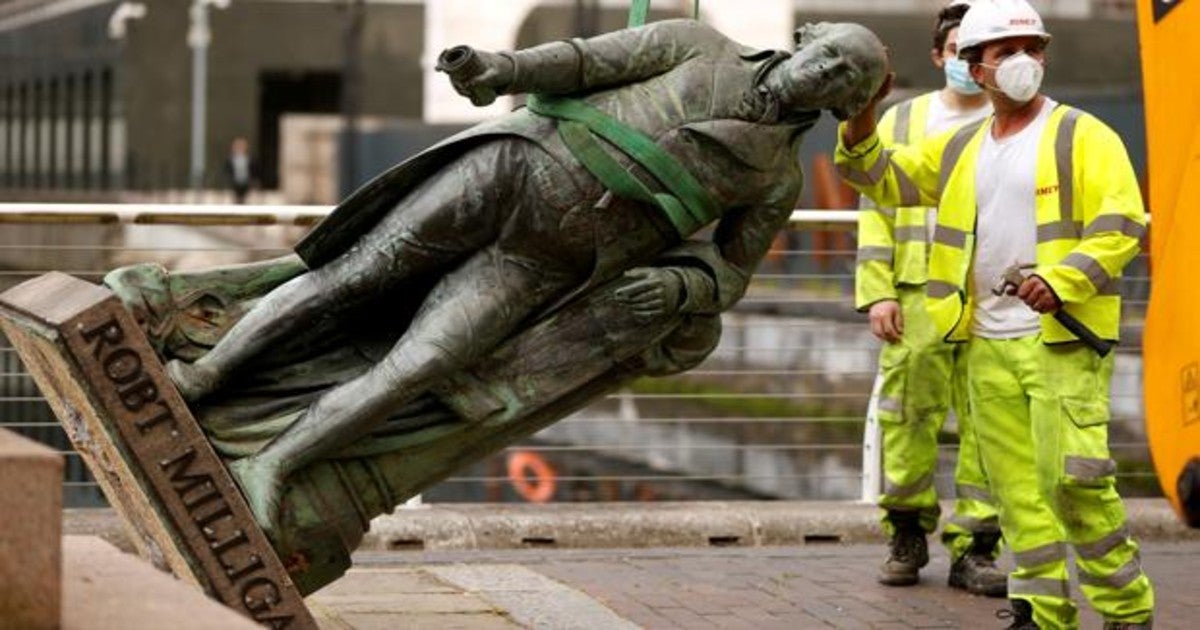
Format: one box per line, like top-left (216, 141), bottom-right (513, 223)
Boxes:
top-left (614, 267), bottom-right (685, 321)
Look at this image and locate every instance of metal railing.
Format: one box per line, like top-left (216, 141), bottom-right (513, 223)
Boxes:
top-left (0, 204), bottom-right (1155, 506)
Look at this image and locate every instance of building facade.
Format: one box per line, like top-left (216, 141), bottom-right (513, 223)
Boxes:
top-left (0, 0), bottom-right (1140, 199)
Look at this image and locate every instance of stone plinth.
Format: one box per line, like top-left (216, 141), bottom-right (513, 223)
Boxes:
top-left (0, 428), bottom-right (63, 630)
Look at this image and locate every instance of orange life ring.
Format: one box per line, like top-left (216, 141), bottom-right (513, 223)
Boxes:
top-left (507, 451), bottom-right (557, 503)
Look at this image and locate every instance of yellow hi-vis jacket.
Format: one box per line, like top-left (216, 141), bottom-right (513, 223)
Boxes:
top-left (855, 92), bottom-right (937, 310)
top-left (836, 102), bottom-right (1146, 343)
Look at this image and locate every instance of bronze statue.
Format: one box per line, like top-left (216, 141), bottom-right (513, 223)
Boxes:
top-left (106, 19), bottom-right (886, 593)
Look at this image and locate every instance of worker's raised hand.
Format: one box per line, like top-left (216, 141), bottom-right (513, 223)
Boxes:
top-left (870, 71), bottom-right (895, 110)
top-left (868, 299), bottom-right (904, 343)
top-left (1016, 275), bottom-right (1062, 313)
top-left (614, 268), bottom-right (684, 321)
top-left (841, 70), bottom-right (894, 147)
top-left (436, 46), bottom-right (515, 106)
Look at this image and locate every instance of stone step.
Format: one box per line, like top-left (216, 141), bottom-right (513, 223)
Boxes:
top-left (0, 427), bottom-right (63, 629)
top-left (62, 536), bottom-right (259, 630)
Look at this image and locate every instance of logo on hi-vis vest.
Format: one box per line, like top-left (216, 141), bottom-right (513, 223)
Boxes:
top-left (1154, 0), bottom-right (1185, 23)
top-left (1036, 185), bottom-right (1060, 196)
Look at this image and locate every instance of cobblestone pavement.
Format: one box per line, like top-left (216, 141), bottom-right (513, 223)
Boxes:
top-left (309, 541), bottom-right (1197, 629)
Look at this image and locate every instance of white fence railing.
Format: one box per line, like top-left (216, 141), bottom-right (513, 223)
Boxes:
top-left (0, 204), bottom-right (1154, 506)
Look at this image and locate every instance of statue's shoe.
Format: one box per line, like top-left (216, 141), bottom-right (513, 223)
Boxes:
top-left (229, 457), bottom-right (284, 537)
top-left (166, 359), bottom-right (222, 403)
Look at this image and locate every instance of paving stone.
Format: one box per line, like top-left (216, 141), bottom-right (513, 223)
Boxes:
top-left (310, 593), bottom-right (497, 615)
top-left (701, 613), bottom-right (750, 629)
top-left (347, 541), bottom-right (1196, 629)
top-left (338, 612), bottom-right (519, 630)
top-left (765, 611), bottom-right (835, 627)
top-left (314, 567), bottom-right (458, 597)
top-left (428, 564), bottom-right (638, 630)
top-left (653, 606), bottom-right (718, 628)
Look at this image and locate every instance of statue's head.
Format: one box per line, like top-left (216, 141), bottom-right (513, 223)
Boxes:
top-left (764, 22), bottom-right (888, 120)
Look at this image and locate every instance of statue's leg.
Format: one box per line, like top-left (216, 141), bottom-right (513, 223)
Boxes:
top-left (169, 145), bottom-right (520, 402)
top-left (230, 247), bottom-right (579, 532)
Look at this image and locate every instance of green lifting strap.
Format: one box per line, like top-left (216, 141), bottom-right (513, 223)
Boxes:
top-left (628, 0), bottom-right (700, 27)
top-left (526, 94), bottom-right (721, 237)
top-left (628, 0), bottom-right (650, 27)
top-left (558, 121), bottom-right (699, 235)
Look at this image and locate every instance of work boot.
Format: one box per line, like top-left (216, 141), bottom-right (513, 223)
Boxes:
top-left (877, 511), bottom-right (928, 586)
top-left (1102, 620), bottom-right (1153, 629)
top-left (995, 599), bottom-right (1037, 629)
top-left (948, 531), bottom-right (1008, 597)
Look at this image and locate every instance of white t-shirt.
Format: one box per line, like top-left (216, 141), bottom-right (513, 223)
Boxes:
top-left (924, 93), bottom-right (992, 241)
top-left (971, 97), bottom-right (1058, 339)
top-left (925, 91), bottom-right (992, 137)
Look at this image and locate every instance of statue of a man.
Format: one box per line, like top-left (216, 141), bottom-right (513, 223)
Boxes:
top-left (162, 19), bottom-right (887, 533)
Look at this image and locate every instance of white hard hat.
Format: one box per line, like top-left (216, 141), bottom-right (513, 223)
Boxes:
top-left (956, 0), bottom-right (1051, 56)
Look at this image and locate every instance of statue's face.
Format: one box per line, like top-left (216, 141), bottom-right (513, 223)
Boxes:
top-left (766, 22), bottom-right (887, 120)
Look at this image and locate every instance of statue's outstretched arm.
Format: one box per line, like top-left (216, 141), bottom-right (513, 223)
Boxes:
top-left (441, 19), bottom-right (719, 100)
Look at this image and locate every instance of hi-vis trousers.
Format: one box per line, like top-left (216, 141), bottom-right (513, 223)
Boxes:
top-left (875, 287), bottom-right (999, 560)
top-left (965, 336), bottom-right (1154, 628)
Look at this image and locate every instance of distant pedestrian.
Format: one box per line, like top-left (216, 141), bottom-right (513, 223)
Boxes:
top-left (225, 137), bottom-right (257, 204)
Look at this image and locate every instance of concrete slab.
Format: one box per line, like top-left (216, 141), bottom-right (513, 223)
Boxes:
top-left (312, 593), bottom-right (499, 615)
top-left (314, 567), bottom-right (458, 597)
top-left (0, 428), bottom-right (63, 630)
top-left (428, 565), bottom-right (639, 630)
top-left (67, 498), bottom-right (1200, 556)
top-left (62, 536), bottom-right (259, 630)
top-left (308, 566), bottom-right (522, 629)
top-left (337, 612), bottom-right (518, 630)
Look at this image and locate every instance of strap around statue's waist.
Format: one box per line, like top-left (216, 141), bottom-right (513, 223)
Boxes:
top-left (525, 94), bottom-right (720, 237)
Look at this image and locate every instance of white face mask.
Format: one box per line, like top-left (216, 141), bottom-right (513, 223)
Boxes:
top-left (985, 52), bottom-right (1044, 104)
top-left (944, 57), bottom-right (982, 95)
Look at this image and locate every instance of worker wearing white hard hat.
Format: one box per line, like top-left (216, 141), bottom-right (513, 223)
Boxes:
top-left (836, 0), bottom-right (1155, 627)
top-left (855, 0), bottom-right (1006, 598)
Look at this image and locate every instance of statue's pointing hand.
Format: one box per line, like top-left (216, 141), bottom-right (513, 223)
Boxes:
top-left (435, 45), bottom-right (516, 106)
top-left (615, 267), bottom-right (685, 321)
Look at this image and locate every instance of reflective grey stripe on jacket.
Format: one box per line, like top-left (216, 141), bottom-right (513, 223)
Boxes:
top-left (937, 120), bottom-right (986, 197)
top-left (1051, 108), bottom-right (1083, 240)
